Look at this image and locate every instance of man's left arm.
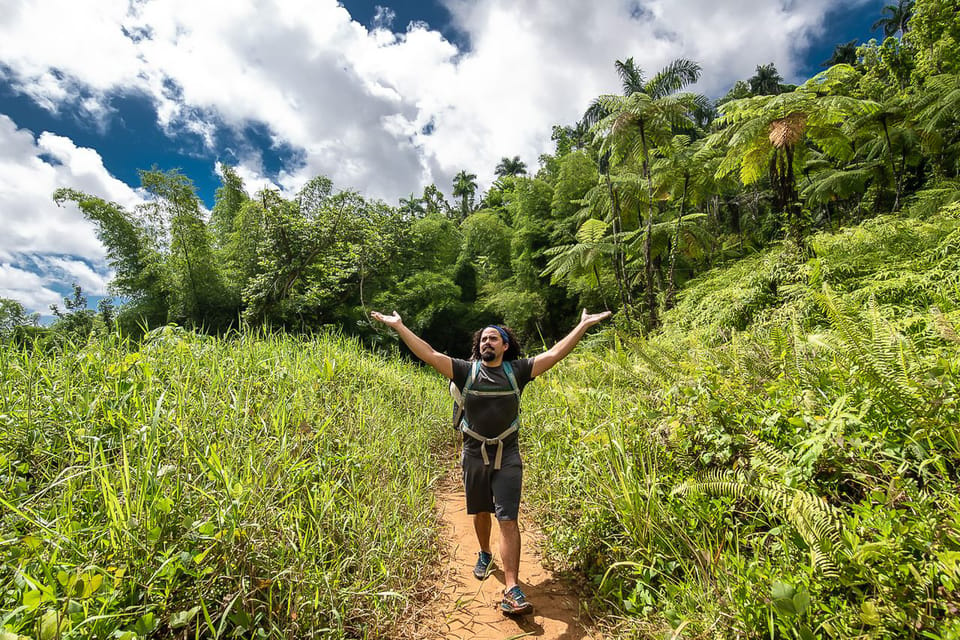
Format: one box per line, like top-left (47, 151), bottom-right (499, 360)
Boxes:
top-left (531, 309), bottom-right (612, 378)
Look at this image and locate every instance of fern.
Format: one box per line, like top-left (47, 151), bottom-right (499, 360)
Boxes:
top-left (674, 435), bottom-right (845, 578)
top-left (810, 285), bottom-right (928, 414)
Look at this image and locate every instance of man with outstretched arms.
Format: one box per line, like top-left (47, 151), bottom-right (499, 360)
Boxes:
top-left (370, 309), bottom-right (611, 616)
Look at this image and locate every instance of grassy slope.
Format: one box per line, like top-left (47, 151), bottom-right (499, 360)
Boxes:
top-left (0, 330), bottom-right (449, 639)
top-left (522, 206), bottom-right (960, 639)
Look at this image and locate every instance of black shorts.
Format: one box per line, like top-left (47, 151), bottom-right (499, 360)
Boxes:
top-left (461, 446), bottom-right (523, 521)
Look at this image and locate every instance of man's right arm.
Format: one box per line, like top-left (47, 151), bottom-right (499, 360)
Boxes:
top-left (370, 310), bottom-right (454, 379)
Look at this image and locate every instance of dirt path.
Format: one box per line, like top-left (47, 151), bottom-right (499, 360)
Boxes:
top-left (412, 465), bottom-right (600, 640)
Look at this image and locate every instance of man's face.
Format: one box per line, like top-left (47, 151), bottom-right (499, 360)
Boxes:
top-left (479, 328), bottom-right (507, 362)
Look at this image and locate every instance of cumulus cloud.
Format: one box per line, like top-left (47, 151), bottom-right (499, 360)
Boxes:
top-left (0, 263), bottom-right (63, 312)
top-left (372, 6), bottom-right (397, 30)
top-left (0, 115), bottom-right (142, 311)
top-left (0, 0), bottom-right (873, 205)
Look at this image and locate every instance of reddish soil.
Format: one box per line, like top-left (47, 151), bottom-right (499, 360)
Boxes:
top-left (411, 465), bottom-right (601, 640)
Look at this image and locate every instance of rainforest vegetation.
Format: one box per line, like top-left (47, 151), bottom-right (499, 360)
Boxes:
top-left (2, 0), bottom-right (960, 637)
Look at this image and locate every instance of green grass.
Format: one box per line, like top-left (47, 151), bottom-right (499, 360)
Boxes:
top-left (0, 328), bottom-right (450, 639)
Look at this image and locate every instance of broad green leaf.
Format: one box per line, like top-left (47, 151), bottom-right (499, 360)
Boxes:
top-left (40, 610), bottom-right (68, 640)
top-left (860, 600), bottom-right (881, 626)
top-left (83, 574), bottom-right (104, 598)
top-left (22, 590), bottom-right (42, 610)
top-left (170, 606), bottom-right (201, 629)
top-left (135, 612), bottom-right (158, 635)
top-left (771, 581), bottom-right (797, 616)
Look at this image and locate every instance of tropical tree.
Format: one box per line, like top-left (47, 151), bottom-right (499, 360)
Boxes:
top-left (749, 63), bottom-right (784, 95)
top-left (541, 218), bottom-right (615, 311)
top-left (845, 99), bottom-right (919, 211)
top-left (909, 72), bottom-right (960, 178)
top-left (709, 65), bottom-right (881, 244)
top-left (652, 135), bottom-right (712, 308)
top-left (873, 0), bottom-right (914, 39)
top-left (0, 298), bottom-right (39, 338)
top-left (495, 156), bottom-right (528, 177)
top-left (452, 170), bottom-right (478, 221)
top-left (590, 57), bottom-right (703, 329)
top-left (420, 184), bottom-right (453, 218)
top-left (139, 169), bottom-right (229, 327)
top-left (823, 40), bottom-right (860, 67)
top-left (397, 192), bottom-right (426, 218)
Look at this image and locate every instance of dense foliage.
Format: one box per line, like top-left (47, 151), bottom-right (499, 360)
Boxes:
top-left (523, 202), bottom-right (960, 639)
top-left (18, 0), bottom-right (955, 357)
top-left (3, 1), bottom-right (960, 638)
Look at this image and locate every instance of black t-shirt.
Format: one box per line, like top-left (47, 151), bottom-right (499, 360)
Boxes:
top-left (452, 357), bottom-right (535, 455)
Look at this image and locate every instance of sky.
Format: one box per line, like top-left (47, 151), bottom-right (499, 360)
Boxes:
top-left (0, 0), bottom-right (888, 318)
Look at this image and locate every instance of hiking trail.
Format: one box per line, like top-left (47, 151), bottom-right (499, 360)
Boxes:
top-left (412, 464), bottom-right (601, 640)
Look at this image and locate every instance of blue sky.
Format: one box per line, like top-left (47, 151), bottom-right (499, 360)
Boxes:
top-left (0, 0), bottom-right (887, 318)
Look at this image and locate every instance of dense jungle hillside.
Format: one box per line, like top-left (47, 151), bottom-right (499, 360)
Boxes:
top-left (2, 0), bottom-right (960, 637)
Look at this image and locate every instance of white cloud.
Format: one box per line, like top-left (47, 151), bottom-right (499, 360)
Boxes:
top-left (0, 0), bottom-right (875, 211)
top-left (0, 263), bottom-right (62, 312)
top-left (0, 115), bottom-right (144, 311)
top-left (33, 256), bottom-right (111, 296)
top-left (373, 6), bottom-right (397, 30)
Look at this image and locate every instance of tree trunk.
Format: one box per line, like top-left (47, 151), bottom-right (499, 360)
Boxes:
top-left (604, 171), bottom-right (633, 327)
top-left (639, 122), bottom-right (658, 330)
top-left (665, 173), bottom-right (688, 310)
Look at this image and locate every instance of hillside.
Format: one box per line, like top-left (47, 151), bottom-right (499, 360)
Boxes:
top-left (521, 204), bottom-right (960, 638)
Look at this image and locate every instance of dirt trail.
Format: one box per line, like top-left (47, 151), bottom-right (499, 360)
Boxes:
top-left (413, 466), bottom-right (600, 640)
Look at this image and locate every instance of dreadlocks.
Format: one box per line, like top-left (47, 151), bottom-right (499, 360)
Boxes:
top-left (470, 325), bottom-right (522, 361)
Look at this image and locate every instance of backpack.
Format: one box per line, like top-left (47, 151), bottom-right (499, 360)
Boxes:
top-left (449, 360), bottom-right (521, 469)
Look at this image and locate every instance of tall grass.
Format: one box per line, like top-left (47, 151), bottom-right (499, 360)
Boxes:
top-left (0, 328), bottom-right (449, 639)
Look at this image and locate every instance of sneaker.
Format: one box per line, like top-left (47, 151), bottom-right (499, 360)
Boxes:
top-left (500, 585), bottom-right (534, 616)
top-left (473, 551), bottom-right (494, 580)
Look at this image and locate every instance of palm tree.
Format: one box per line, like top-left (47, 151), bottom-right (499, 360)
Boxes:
top-left (749, 63), bottom-right (783, 95)
top-left (823, 39), bottom-right (859, 67)
top-left (590, 57), bottom-right (702, 329)
top-left (398, 192), bottom-right (425, 217)
top-left (494, 156), bottom-right (527, 178)
top-left (452, 170), bottom-right (478, 221)
top-left (873, 0), bottom-right (914, 39)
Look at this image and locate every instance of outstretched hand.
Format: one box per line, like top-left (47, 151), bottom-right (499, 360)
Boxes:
top-left (580, 308), bottom-right (612, 327)
top-left (370, 310), bottom-right (403, 328)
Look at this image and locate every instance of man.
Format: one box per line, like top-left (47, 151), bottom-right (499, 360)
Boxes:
top-left (370, 309), bottom-right (611, 615)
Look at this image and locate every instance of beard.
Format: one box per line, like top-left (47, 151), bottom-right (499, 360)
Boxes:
top-left (480, 349), bottom-right (496, 362)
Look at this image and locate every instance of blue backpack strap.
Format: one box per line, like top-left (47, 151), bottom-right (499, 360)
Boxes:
top-left (501, 360), bottom-right (521, 400)
top-left (464, 360), bottom-right (481, 392)
top-left (453, 361), bottom-right (481, 430)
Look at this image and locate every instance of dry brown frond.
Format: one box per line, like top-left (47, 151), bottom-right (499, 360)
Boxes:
top-left (932, 306), bottom-right (960, 343)
top-left (613, 112), bottom-right (636, 135)
top-left (768, 112), bottom-right (807, 148)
